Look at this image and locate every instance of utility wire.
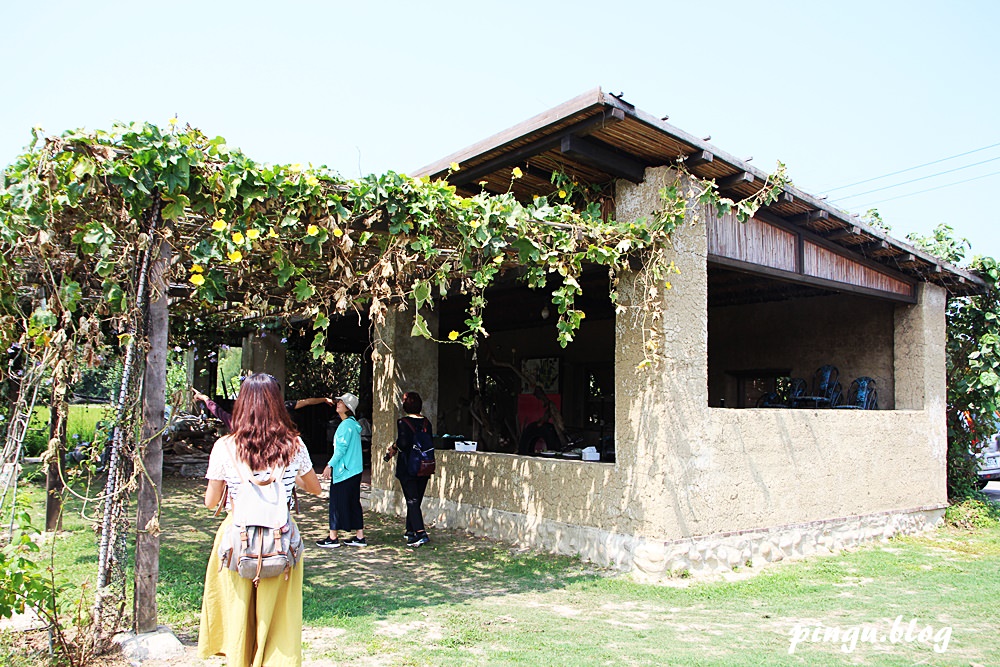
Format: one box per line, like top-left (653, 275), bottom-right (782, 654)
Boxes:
top-left (853, 168), bottom-right (1000, 208)
top-left (830, 155), bottom-right (1000, 202)
top-left (819, 141), bottom-right (1000, 194)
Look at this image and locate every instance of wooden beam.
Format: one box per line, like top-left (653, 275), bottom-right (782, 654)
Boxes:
top-left (897, 253), bottom-right (916, 263)
top-left (776, 192), bottom-right (794, 205)
top-left (788, 210), bottom-right (829, 226)
top-left (134, 235), bottom-right (171, 634)
top-left (859, 239), bottom-right (889, 253)
top-left (450, 108), bottom-right (625, 186)
top-left (717, 171), bottom-right (754, 190)
top-left (823, 225), bottom-right (860, 241)
top-left (685, 150), bottom-right (713, 169)
top-left (708, 254), bottom-right (916, 303)
top-left (558, 135), bottom-right (647, 183)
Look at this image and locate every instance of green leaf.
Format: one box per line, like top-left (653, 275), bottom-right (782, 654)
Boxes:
top-left (293, 279), bottom-right (315, 301)
top-left (411, 313), bottom-right (431, 339)
top-left (59, 278), bottom-right (82, 312)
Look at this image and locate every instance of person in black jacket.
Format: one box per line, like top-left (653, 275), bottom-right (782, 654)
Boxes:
top-left (385, 391), bottom-right (432, 547)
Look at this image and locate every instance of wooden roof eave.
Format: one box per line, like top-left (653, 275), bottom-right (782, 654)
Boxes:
top-left (411, 87), bottom-right (985, 297)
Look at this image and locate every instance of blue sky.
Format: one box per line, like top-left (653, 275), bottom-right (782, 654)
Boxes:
top-left (2, 1), bottom-right (997, 261)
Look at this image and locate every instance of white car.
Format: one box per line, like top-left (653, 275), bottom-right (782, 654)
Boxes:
top-left (977, 433), bottom-right (1000, 490)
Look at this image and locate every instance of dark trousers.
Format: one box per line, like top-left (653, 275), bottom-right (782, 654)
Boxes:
top-left (329, 473), bottom-right (364, 532)
top-left (398, 476), bottom-right (429, 534)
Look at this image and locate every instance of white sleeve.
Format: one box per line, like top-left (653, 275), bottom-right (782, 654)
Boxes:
top-left (205, 438), bottom-right (230, 481)
top-left (294, 438), bottom-right (313, 475)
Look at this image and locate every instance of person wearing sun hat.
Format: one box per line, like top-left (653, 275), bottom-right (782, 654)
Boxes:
top-left (317, 392), bottom-right (367, 548)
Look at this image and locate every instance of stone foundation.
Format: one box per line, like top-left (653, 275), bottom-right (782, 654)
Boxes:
top-left (371, 487), bottom-right (944, 580)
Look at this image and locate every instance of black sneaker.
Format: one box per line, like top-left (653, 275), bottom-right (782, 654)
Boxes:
top-left (407, 533), bottom-right (429, 548)
top-left (343, 536), bottom-right (368, 547)
top-left (316, 537), bottom-right (341, 548)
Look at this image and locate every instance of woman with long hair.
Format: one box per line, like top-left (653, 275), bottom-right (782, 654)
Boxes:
top-left (198, 373), bottom-right (321, 667)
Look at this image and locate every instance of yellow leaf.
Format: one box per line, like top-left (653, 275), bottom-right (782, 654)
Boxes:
top-left (232, 231), bottom-right (245, 244)
top-left (189, 274), bottom-right (205, 286)
top-left (267, 228), bottom-right (279, 238)
top-left (450, 162), bottom-right (460, 172)
top-left (190, 264), bottom-right (204, 273)
top-left (228, 250), bottom-right (243, 263)
top-left (211, 220), bottom-right (227, 232)
top-left (448, 331), bottom-right (460, 341)
top-left (512, 167), bottom-right (523, 179)
top-left (246, 229), bottom-right (260, 240)
top-left (306, 225), bottom-right (319, 236)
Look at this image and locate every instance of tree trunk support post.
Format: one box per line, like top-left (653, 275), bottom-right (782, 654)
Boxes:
top-left (44, 359), bottom-right (68, 532)
top-left (134, 234), bottom-right (171, 634)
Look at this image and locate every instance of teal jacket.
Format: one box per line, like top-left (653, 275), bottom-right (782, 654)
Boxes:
top-left (328, 416), bottom-right (363, 483)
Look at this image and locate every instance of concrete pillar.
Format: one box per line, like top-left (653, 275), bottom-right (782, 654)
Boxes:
top-left (241, 332), bottom-right (287, 389)
top-left (371, 307), bottom-right (440, 491)
top-left (893, 283), bottom-right (947, 462)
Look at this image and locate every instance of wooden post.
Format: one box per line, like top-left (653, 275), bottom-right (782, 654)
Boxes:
top-left (134, 236), bottom-right (170, 634)
top-left (44, 359), bottom-right (68, 532)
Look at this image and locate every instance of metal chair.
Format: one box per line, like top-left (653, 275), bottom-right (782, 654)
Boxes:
top-left (793, 365), bottom-right (840, 408)
top-left (833, 377), bottom-right (878, 410)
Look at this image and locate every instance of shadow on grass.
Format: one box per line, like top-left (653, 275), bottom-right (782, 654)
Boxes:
top-left (158, 476), bottom-right (606, 627)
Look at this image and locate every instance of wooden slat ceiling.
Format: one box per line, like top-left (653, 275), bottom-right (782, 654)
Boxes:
top-left (414, 88), bottom-right (984, 297)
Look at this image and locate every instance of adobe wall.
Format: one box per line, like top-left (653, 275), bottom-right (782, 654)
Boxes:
top-left (368, 166), bottom-right (948, 578)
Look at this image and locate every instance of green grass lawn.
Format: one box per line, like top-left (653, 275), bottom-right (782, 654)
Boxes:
top-left (21, 404), bottom-right (110, 457)
top-left (3, 468), bottom-right (999, 666)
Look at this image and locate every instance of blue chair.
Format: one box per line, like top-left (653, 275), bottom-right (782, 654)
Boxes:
top-left (793, 365), bottom-right (840, 408)
top-left (833, 377), bottom-right (878, 410)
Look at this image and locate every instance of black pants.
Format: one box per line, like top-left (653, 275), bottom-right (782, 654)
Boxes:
top-left (398, 476), bottom-right (429, 534)
top-left (329, 473), bottom-right (364, 532)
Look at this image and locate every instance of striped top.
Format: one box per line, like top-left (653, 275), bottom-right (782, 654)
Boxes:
top-left (206, 435), bottom-right (313, 510)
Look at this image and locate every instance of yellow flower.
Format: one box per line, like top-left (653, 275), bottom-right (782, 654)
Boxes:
top-left (450, 162), bottom-right (460, 172)
top-left (267, 228), bottom-right (279, 239)
top-left (332, 228), bottom-right (343, 237)
top-left (305, 175), bottom-right (320, 188)
top-left (232, 231), bottom-right (245, 244)
top-left (306, 224), bottom-right (319, 236)
top-left (168, 117), bottom-right (178, 126)
top-left (189, 274), bottom-right (205, 286)
top-left (511, 167), bottom-right (523, 179)
top-left (289, 163), bottom-right (303, 173)
top-left (246, 229), bottom-right (260, 240)
top-left (190, 264), bottom-right (204, 273)
top-left (478, 180), bottom-right (488, 187)
top-left (559, 190), bottom-right (567, 199)
top-left (227, 250), bottom-right (243, 263)
top-left (211, 220), bottom-right (227, 232)
top-left (448, 331), bottom-right (460, 341)
top-left (493, 255), bottom-right (503, 264)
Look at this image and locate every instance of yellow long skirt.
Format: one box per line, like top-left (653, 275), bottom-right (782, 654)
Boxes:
top-left (198, 514), bottom-right (303, 667)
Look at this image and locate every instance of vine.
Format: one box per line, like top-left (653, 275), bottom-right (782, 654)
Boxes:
top-left (0, 119), bottom-right (786, 645)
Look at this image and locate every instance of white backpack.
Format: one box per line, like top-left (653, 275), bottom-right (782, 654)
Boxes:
top-left (218, 441), bottom-right (303, 586)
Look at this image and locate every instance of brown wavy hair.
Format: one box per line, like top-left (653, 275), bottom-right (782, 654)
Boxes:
top-left (229, 373), bottom-right (300, 470)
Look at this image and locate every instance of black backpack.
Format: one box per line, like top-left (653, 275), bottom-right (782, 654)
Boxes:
top-left (402, 418), bottom-right (436, 477)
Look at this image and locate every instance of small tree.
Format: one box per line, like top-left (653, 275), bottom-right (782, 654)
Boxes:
top-left (907, 224), bottom-right (1000, 498)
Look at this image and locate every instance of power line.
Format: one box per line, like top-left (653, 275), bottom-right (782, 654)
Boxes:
top-left (830, 155), bottom-right (1000, 202)
top-left (853, 168), bottom-right (1000, 208)
top-left (819, 141), bottom-right (1000, 194)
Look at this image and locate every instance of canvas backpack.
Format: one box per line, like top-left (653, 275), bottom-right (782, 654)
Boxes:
top-left (218, 441), bottom-right (302, 586)
top-left (402, 418), bottom-right (436, 477)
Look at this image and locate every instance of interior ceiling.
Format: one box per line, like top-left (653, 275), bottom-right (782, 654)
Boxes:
top-left (708, 265), bottom-right (838, 308)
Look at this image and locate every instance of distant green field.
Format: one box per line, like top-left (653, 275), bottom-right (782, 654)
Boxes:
top-left (21, 404), bottom-right (110, 456)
